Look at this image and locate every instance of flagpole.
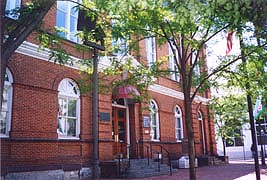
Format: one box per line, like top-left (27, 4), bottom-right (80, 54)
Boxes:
top-left (240, 37), bottom-right (261, 180)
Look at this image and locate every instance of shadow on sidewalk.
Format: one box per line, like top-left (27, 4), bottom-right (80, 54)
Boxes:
top-left (85, 160), bottom-right (267, 180)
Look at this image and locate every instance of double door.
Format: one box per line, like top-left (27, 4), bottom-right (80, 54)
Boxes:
top-left (112, 107), bottom-right (127, 156)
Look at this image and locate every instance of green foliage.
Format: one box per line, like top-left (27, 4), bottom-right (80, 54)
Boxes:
top-left (210, 94), bottom-right (248, 142)
top-left (101, 57), bottom-right (167, 102)
top-left (36, 30), bottom-right (75, 65)
top-left (214, 42), bottom-right (267, 103)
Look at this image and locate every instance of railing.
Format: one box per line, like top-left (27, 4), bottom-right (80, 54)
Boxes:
top-left (136, 140), bottom-right (152, 165)
top-left (135, 141), bottom-right (173, 176)
top-left (116, 142), bottom-right (131, 177)
top-left (150, 143), bottom-right (173, 176)
top-left (144, 144), bottom-right (150, 166)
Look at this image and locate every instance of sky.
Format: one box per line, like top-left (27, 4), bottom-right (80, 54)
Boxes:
top-left (206, 31), bottom-right (242, 97)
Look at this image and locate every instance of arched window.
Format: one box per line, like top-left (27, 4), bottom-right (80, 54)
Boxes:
top-left (198, 111), bottom-right (203, 121)
top-left (58, 78), bottom-right (80, 138)
top-left (1, 68), bottom-right (13, 137)
top-left (174, 105), bottom-right (183, 141)
top-left (198, 111), bottom-right (206, 153)
top-left (150, 99), bottom-right (160, 141)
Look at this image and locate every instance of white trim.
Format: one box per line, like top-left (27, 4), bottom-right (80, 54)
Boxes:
top-left (174, 105), bottom-right (183, 141)
top-left (56, 0), bottom-right (80, 43)
top-left (169, 43), bottom-right (180, 82)
top-left (150, 99), bottom-right (160, 141)
top-left (148, 84), bottom-right (184, 100)
top-left (148, 84), bottom-right (209, 104)
top-left (0, 68), bottom-right (13, 137)
top-left (145, 37), bottom-right (156, 66)
top-left (58, 79), bottom-right (80, 139)
top-left (5, 0), bottom-right (21, 19)
top-left (16, 41), bottom-right (81, 69)
top-left (15, 42), bottom-right (139, 72)
top-left (112, 104), bottom-right (127, 109)
top-left (198, 111), bottom-right (206, 154)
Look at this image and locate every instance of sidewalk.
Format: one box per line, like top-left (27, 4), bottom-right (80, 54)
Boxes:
top-left (87, 159), bottom-right (267, 180)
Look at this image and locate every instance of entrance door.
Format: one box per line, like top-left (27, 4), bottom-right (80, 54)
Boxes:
top-left (112, 107), bottom-right (127, 156)
top-left (198, 111), bottom-right (206, 154)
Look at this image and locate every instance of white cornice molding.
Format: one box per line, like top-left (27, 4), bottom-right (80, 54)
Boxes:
top-left (16, 41), bottom-right (51, 61)
top-left (148, 84), bottom-right (209, 104)
top-left (15, 41), bottom-right (81, 69)
top-left (15, 41), bottom-right (209, 104)
top-left (149, 84), bottom-right (184, 100)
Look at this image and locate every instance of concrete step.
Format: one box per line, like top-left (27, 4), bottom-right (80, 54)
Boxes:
top-left (124, 159), bottom-right (177, 178)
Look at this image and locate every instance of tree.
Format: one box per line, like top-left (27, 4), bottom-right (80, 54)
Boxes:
top-left (2, 1), bottom-right (267, 180)
top-left (94, 1), bottom-right (266, 180)
top-left (210, 93), bottom-right (248, 158)
top-left (1, 0), bottom-right (56, 105)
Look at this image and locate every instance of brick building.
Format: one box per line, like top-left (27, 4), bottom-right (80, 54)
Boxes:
top-left (1, 0), bottom-right (217, 179)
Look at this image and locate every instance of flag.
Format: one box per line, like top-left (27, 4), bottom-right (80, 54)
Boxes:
top-left (226, 31), bottom-right (234, 56)
top-left (253, 94), bottom-right (266, 119)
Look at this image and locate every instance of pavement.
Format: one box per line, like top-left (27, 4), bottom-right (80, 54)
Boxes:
top-left (86, 159), bottom-right (267, 180)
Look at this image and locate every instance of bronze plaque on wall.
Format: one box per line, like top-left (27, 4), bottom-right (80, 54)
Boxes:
top-left (100, 112), bottom-right (110, 121)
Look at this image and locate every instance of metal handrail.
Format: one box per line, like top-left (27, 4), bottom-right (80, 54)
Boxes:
top-left (127, 144), bottom-right (131, 167)
top-left (143, 144), bottom-right (150, 166)
top-left (150, 143), bottom-right (173, 176)
top-left (116, 142), bottom-right (130, 177)
top-left (134, 141), bottom-right (172, 175)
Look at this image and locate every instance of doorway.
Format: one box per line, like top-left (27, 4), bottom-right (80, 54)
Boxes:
top-left (112, 106), bottom-right (128, 156)
top-left (198, 111), bottom-right (206, 154)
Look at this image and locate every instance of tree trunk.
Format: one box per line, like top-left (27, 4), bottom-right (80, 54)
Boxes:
top-left (222, 137), bottom-right (226, 158)
top-left (0, 0), bottom-right (6, 107)
top-left (183, 84), bottom-right (196, 180)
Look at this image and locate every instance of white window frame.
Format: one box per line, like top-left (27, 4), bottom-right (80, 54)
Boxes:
top-left (146, 37), bottom-right (156, 67)
top-left (112, 37), bottom-right (128, 57)
top-left (58, 78), bottom-right (80, 139)
top-left (1, 68), bottom-right (13, 137)
top-left (150, 99), bottom-right (160, 141)
top-left (111, 20), bottom-right (128, 57)
top-left (192, 51), bottom-right (200, 77)
top-left (174, 105), bottom-right (183, 141)
top-left (198, 111), bottom-right (206, 153)
top-left (226, 129), bottom-right (244, 147)
top-left (169, 44), bottom-right (180, 82)
top-left (5, 0), bottom-right (21, 19)
top-left (56, 0), bottom-right (80, 43)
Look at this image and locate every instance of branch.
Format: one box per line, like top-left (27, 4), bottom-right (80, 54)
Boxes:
top-left (2, 0), bottom-right (56, 61)
top-left (191, 40), bottom-right (267, 101)
top-left (159, 23), bottom-right (182, 73)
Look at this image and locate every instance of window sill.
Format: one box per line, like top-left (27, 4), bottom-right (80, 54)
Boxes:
top-left (0, 134), bottom-right (9, 138)
top-left (58, 136), bottom-right (80, 140)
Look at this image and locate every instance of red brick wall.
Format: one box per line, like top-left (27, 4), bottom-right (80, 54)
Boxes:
top-left (1, 52), bottom-right (94, 175)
